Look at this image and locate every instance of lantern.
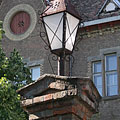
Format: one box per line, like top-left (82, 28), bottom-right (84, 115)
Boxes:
top-left (40, 0), bottom-right (81, 75)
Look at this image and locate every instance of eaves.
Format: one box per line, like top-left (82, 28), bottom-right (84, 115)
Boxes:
top-left (82, 15), bottom-right (120, 27)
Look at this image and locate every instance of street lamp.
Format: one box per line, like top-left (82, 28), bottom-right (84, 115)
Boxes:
top-left (40, 0), bottom-right (81, 75)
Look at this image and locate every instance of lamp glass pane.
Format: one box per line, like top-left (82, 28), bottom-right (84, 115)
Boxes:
top-left (65, 13), bottom-right (79, 51)
top-left (43, 13), bottom-right (63, 50)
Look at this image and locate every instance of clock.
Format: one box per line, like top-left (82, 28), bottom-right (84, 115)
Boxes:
top-left (3, 4), bottom-right (37, 41)
top-left (10, 11), bottom-right (30, 35)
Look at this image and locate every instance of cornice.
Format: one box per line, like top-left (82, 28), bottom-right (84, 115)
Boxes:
top-left (79, 20), bottom-right (120, 38)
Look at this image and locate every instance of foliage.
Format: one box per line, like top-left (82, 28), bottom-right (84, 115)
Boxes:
top-left (0, 21), bottom-right (5, 40)
top-left (0, 48), bottom-right (32, 120)
top-left (0, 48), bottom-right (32, 87)
top-left (0, 77), bottom-right (27, 120)
top-left (0, 48), bottom-right (6, 77)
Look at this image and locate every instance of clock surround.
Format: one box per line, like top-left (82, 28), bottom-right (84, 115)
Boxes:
top-left (3, 4), bottom-right (37, 41)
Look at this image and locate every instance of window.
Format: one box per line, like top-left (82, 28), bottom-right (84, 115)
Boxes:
top-left (92, 54), bottom-right (118, 97)
top-left (105, 3), bottom-right (116, 12)
top-left (93, 62), bottom-right (102, 96)
top-left (105, 54), bottom-right (118, 96)
top-left (31, 66), bottom-right (41, 81)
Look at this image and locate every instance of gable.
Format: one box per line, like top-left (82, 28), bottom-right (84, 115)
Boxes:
top-left (97, 0), bottom-right (120, 16)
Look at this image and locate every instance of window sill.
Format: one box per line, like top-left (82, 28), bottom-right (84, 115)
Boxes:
top-left (102, 95), bottom-right (120, 101)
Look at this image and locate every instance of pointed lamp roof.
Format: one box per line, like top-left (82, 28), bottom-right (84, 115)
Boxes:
top-left (41, 0), bottom-right (81, 20)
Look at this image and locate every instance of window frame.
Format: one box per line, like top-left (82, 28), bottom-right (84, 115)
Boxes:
top-left (92, 61), bottom-right (103, 96)
top-left (92, 53), bottom-right (119, 97)
top-left (105, 54), bottom-right (118, 96)
top-left (30, 65), bottom-right (41, 81)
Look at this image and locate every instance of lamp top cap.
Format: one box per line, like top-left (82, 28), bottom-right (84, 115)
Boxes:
top-left (41, 0), bottom-right (81, 19)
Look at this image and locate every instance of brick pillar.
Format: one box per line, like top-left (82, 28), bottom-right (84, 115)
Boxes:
top-left (17, 74), bottom-right (101, 120)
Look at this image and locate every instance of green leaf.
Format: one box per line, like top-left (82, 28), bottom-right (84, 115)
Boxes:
top-left (0, 48), bottom-right (33, 119)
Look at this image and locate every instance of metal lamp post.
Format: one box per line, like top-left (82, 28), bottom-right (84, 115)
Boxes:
top-left (40, 0), bottom-right (81, 75)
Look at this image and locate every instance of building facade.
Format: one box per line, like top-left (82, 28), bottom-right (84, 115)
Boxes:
top-left (1, 0), bottom-right (120, 119)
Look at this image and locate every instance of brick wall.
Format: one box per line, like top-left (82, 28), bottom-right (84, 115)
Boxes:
top-left (0, 0), bottom-right (56, 74)
top-left (91, 96), bottom-right (120, 120)
top-left (73, 28), bottom-right (120, 77)
top-left (1, 0), bottom-right (120, 120)
top-left (0, 0), bottom-right (2, 5)
top-left (72, 25), bottom-right (120, 119)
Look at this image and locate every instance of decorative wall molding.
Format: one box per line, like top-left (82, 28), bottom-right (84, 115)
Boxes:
top-left (79, 24), bottom-right (120, 38)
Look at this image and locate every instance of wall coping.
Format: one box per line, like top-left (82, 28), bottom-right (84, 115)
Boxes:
top-left (17, 74), bottom-right (90, 94)
top-left (102, 95), bottom-right (120, 101)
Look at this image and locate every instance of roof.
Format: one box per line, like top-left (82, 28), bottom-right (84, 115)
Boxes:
top-left (73, 0), bottom-right (120, 22)
top-left (41, 0), bottom-right (81, 19)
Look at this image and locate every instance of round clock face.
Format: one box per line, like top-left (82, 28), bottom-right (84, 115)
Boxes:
top-left (10, 11), bottom-right (30, 35)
